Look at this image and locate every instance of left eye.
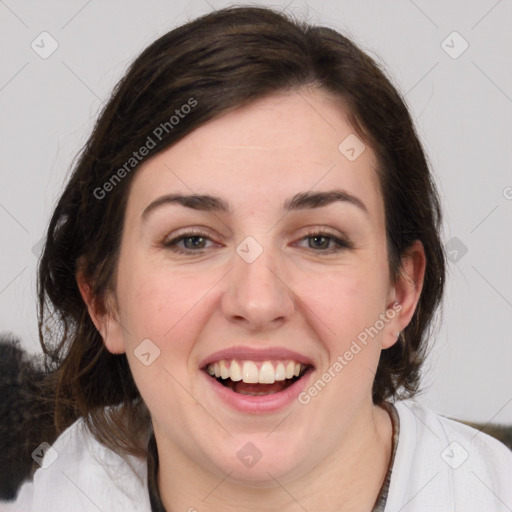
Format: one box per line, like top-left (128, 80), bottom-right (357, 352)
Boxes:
top-left (295, 233), bottom-right (349, 252)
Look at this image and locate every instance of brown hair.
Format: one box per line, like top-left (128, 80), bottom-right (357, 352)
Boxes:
top-left (38, 5), bottom-right (445, 458)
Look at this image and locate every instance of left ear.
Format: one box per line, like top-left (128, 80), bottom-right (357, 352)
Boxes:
top-left (382, 240), bottom-right (426, 349)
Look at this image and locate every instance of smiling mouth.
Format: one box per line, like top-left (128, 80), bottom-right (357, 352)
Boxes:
top-left (203, 359), bottom-right (311, 396)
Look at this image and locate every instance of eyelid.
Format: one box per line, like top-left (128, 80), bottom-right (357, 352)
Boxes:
top-left (161, 227), bottom-right (219, 250)
top-left (295, 224), bottom-right (353, 243)
top-left (162, 225), bottom-right (218, 242)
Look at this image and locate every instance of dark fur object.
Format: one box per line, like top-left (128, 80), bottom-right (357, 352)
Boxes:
top-left (0, 334), bottom-right (58, 500)
top-left (0, 334), bottom-right (510, 501)
top-left (457, 420), bottom-right (512, 450)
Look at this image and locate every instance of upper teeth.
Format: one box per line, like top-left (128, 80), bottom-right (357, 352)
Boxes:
top-left (206, 360), bottom-right (305, 384)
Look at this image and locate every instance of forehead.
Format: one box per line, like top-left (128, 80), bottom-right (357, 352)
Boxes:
top-left (126, 89), bottom-right (382, 218)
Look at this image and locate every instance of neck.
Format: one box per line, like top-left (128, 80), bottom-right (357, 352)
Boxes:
top-left (156, 403), bottom-right (393, 512)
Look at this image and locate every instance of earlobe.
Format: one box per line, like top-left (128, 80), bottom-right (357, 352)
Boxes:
top-left (76, 269), bottom-right (126, 355)
top-left (383, 240), bottom-right (426, 349)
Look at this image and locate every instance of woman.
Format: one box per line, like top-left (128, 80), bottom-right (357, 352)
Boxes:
top-left (3, 5), bottom-right (511, 511)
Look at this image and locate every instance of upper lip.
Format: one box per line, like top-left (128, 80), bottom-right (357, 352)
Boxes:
top-left (199, 346), bottom-right (314, 369)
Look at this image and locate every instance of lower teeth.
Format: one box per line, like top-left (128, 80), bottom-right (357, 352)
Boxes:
top-left (219, 376), bottom-right (299, 395)
top-left (238, 390), bottom-right (281, 396)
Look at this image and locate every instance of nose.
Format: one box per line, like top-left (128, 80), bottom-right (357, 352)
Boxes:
top-left (221, 243), bottom-right (295, 331)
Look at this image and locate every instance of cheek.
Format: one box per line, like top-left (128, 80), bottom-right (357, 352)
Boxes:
top-left (303, 267), bottom-right (387, 332)
top-left (116, 267), bottom-right (213, 418)
top-left (116, 263), bottom-right (218, 359)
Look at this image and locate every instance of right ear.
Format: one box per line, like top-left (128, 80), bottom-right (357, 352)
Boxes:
top-left (76, 267), bottom-right (126, 355)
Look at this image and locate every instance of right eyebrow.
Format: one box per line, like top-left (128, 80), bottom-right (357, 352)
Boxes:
top-left (141, 194), bottom-right (233, 221)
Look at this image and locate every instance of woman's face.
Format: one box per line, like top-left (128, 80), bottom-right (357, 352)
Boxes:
top-left (91, 89), bottom-right (420, 484)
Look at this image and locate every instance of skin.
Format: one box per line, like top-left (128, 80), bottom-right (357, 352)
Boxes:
top-left (78, 87), bottom-right (426, 511)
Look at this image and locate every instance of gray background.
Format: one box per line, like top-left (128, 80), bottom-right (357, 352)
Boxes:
top-left (0, 0), bottom-right (511, 422)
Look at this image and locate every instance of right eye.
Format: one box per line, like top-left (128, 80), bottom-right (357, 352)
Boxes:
top-left (162, 230), bottom-right (218, 255)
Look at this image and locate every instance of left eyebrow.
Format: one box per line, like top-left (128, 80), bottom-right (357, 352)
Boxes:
top-left (283, 190), bottom-right (368, 215)
top-left (141, 188), bottom-right (368, 221)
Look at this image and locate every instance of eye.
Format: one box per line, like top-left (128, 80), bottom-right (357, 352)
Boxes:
top-left (162, 228), bottom-right (353, 255)
top-left (162, 231), bottom-right (217, 255)
top-left (295, 229), bottom-right (352, 254)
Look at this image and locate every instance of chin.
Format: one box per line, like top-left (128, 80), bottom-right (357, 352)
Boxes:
top-left (198, 432), bottom-right (310, 487)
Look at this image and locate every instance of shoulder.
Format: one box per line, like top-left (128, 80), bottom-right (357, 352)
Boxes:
top-left (0, 416), bottom-right (151, 511)
top-left (385, 399), bottom-right (512, 512)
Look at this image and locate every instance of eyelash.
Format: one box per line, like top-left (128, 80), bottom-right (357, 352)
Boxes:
top-left (162, 228), bottom-right (353, 255)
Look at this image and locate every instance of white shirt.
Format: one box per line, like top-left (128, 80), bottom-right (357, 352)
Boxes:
top-left (2, 399), bottom-right (512, 511)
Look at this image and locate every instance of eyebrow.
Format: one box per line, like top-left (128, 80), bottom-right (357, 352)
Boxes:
top-left (141, 189), bottom-right (368, 221)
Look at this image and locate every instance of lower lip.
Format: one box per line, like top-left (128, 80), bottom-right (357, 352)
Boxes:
top-left (202, 368), bottom-right (313, 413)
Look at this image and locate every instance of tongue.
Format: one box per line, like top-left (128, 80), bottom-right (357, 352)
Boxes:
top-left (232, 380), bottom-right (290, 395)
